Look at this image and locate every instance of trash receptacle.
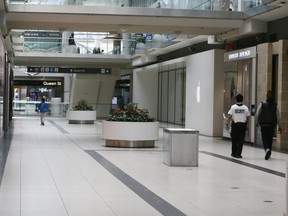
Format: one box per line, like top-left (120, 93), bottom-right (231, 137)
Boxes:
top-left (163, 128), bottom-right (199, 167)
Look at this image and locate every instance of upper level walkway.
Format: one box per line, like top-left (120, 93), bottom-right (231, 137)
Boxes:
top-left (0, 116), bottom-right (286, 216)
top-left (3, 0), bottom-right (275, 68)
top-left (3, 0), bottom-right (287, 70)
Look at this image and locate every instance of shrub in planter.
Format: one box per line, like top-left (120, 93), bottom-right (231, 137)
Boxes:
top-left (107, 103), bottom-right (154, 122)
top-left (67, 100), bottom-right (96, 124)
top-left (72, 99), bottom-right (94, 111)
top-left (103, 103), bottom-right (158, 147)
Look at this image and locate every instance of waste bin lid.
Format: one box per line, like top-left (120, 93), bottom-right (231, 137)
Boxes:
top-left (163, 128), bottom-right (199, 134)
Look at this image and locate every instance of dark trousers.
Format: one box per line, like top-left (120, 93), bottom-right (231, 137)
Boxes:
top-left (260, 125), bottom-right (275, 151)
top-left (231, 123), bottom-right (247, 156)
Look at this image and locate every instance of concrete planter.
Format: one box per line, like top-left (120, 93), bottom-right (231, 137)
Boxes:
top-left (102, 120), bottom-right (159, 147)
top-left (67, 110), bottom-right (96, 124)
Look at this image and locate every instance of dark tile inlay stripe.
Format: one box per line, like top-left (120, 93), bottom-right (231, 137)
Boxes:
top-left (85, 150), bottom-right (186, 216)
top-left (200, 151), bottom-right (285, 178)
top-left (49, 120), bottom-right (69, 134)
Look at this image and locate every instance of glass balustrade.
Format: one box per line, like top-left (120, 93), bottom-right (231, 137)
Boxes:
top-left (7, 0), bottom-right (264, 12)
top-left (12, 100), bottom-right (112, 118)
top-left (13, 31), bottom-right (179, 55)
top-left (19, 37), bottom-right (145, 55)
top-left (13, 100), bottom-right (70, 117)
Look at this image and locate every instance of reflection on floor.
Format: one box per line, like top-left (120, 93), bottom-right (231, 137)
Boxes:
top-left (0, 117), bottom-right (286, 216)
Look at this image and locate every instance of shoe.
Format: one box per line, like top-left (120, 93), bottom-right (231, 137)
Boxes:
top-left (231, 154), bottom-right (237, 158)
top-left (236, 155), bottom-right (242, 158)
top-left (265, 149), bottom-right (271, 160)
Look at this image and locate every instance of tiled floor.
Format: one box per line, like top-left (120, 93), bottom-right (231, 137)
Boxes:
top-left (0, 117), bottom-right (287, 216)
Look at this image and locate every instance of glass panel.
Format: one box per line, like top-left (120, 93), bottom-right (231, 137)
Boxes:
top-left (158, 66), bottom-right (185, 125)
top-left (168, 70), bottom-right (175, 122)
top-left (7, 0), bottom-right (265, 12)
top-left (223, 62), bottom-right (237, 137)
top-left (175, 69), bottom-right (185, 124)
top-left (0, 41), bottom-right (4, 134)
top-left (223, 60), bottom-right (253, 141)
top-left (160, 72), bottom-right (168, 122)
top-left (12, 100), bottom-right (70, 117)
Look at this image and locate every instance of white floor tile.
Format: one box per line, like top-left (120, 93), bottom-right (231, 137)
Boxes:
top-left (0, 117), bottom-right (286, 216)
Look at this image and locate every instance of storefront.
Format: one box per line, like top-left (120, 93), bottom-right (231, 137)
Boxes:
top-left (13, 78), bottom-right (64, 102)
top-left (13, 78), bottom-right (65, 116)
top-left (223, 47), bottom-right (257, 144)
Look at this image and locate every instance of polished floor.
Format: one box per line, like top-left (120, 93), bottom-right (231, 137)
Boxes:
top-left (0, 117), bottom-right (287, 216)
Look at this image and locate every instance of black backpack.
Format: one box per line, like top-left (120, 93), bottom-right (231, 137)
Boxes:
top-left (258, 101), bottom-right (277, 126)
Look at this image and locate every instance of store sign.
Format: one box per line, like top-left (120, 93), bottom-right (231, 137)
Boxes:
top-left (27, 67), bottom-right (111, 74)
top-left (224, 47), bottom-right (256, 62)
top-left (115, 79), bottom-right (130, 88)
top-left (43, 81), bottom-right (62, 86)
top-left (14, 80), bottom-right (62, 87)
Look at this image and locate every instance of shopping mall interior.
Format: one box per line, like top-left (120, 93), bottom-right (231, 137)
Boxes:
top-left (0, 0), bottom-right (287, 215)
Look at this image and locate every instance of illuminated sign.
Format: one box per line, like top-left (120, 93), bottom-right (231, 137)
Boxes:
top-left (43, 81), bottom-right (62, 86)
top-left (228, 50), bottom-right (251, 60)
top-left (27, 67), bottom-right (111, 74)
top-left (224, 47), bottom-right (256, 62)
top-left (14, 80), bottom-right (62, 87)
top-left (24, 31), bottom-right (62, 38)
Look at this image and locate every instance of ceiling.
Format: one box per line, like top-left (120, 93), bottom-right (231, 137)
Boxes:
top-left (2, 0), bottom-right (288, 69)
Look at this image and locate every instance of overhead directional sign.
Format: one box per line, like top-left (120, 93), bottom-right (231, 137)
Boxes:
top-left (27, 67), bottom-right (111, 74)
top-left (24, 31), bottom-right (62, 38)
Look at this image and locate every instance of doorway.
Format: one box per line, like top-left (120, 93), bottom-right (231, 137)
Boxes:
top-left (223, 59), bottom-right (255, 143)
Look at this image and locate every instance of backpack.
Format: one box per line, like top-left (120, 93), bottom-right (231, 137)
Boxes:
top-left (258, 101), bottom-right (277, 126)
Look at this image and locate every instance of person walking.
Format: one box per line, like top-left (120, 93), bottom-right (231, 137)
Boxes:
top-left (226, 94), bottom-right (251, 158)
top-left (37, 97), bottom-right (49, 126)
top-left (256, 90), bottom-right (282, 160)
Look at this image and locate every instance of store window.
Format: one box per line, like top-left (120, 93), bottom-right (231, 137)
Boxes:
top-left (158, 64), bottom-right (186, 125)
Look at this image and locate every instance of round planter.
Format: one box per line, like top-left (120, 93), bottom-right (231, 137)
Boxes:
top-left (67, 110), bottom-right (96, 124)
top-left (102, 120), bottom-right (159, 148)
top-left (135, 42), bottom-right (146, 54)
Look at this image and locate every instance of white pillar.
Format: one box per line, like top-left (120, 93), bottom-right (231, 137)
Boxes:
top-left (51, 97), bottom-right (62, 117)
top-left (237, 0), bottom-right (242, 11)
top-left (122, 33), bottom-right (131, 55)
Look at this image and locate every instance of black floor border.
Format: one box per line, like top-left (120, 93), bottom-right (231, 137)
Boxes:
top-left (200, 151), bottom-right (285, 178)
top-left (85, 150), bottom-right (186, 216)
top-left (0, 121), bottom-right (14, 187)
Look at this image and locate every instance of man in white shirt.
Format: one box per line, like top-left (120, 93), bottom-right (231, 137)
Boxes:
top-left (226, 94), bottom-right (251, 158)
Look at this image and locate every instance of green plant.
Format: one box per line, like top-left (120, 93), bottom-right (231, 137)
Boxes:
top-left (107, 103), bottom-right (154, 122)
top-left (72, 99), bottom-right (94, 111)
top-left (136, 36), bottom-right (146, 44)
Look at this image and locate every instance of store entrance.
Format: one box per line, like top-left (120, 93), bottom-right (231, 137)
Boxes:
top-left (223, 59), bottom-right (255, 143)
top-left (12, 78), bottom-right (65, 116)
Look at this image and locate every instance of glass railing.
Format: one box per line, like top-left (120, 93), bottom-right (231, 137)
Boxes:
top-left (13, 100), bottom-right (70, 117)
top-left (21, 38), bottom-right (130, 55)
top-left (12, 101), bottom-right (114, 118)
top-left (7, 0), bottom-right (264, 12)
top-left (13, 33), bottom-right (180, 55)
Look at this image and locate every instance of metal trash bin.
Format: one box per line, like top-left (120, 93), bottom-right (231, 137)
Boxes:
top-left (163, 128), bottom-right (199, 167)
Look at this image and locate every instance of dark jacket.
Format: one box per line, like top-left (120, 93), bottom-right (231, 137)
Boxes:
top-left (256, 99), bottom-right (280, 127)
